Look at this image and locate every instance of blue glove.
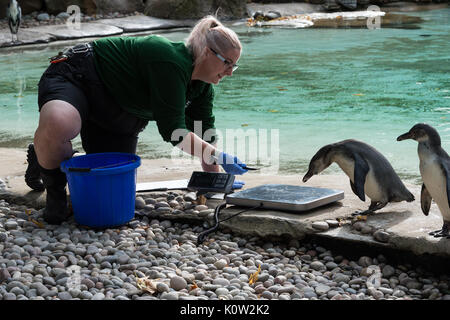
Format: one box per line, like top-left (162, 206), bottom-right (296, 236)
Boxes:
top-left (232, 180), bottom-right (245, 190)
top-left (217, 152), bottom-right (248, 175)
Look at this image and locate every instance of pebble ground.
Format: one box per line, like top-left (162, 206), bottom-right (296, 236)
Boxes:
top-left (1, 190), bottom-right (450, 301)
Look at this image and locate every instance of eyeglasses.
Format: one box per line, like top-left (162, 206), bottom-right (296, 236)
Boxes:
top-left (209, 48), bottom-right (239, 72)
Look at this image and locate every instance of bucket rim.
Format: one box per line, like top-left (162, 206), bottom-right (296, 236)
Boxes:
top-left (60, 152), bottom-right (141, 175)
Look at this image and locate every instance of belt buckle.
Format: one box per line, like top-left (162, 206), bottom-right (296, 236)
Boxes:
top-left (71, 43), bottom-right (90, 54)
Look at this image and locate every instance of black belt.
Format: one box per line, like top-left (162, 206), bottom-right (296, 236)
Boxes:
top-left (49, 42), bottom-right (93, 64)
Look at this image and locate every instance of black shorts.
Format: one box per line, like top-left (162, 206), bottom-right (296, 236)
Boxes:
top-left (38, 44), bottom-right (148, 154)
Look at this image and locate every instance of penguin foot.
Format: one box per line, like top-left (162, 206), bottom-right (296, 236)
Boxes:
top-left (351, 209), bottom-right (374, 216)
top-left (351, 202), bottom-right (387, 216)
top-left (429, 227), bottom-right (450, 238)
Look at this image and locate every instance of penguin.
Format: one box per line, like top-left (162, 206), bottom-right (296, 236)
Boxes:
top-left (302, 139), bottom-right (415, 215)
top-left (6, 0), bottom-right (21, 43)
top-left (397, 123), bottom-right (450, 238)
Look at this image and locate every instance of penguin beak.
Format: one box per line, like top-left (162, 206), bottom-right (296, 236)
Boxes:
top-left (397, 132), bottom-right (413, 141)
top-left (302, 170), bottom-right (313, 183)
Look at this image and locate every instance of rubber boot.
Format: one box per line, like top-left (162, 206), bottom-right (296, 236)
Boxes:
top-left (39, 165), bottom-right (71, 224)
top-left (25, 144), bottom-right (45, 191)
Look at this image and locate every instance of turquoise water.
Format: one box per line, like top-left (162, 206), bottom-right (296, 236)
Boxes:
top-left (0, 8), bottom-right (449, 183)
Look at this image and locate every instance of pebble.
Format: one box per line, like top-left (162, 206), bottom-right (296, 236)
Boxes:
top-left (5, 220), bottom-right (18, 230)
top-left (310, 261), bottom-right (326, 271)
top-left (37, 13), bottom-right (50, 21)
top-left (382, 265), bottom-right (396, 278)
top-left (373, 229), bottom-right (390, 243)
top-left (0, 195), bottom-right (445, 301)
top-left (170, 276), bottom-right (187, 291)
top-left (312, 221), bottom-right (329, 231)
top-left (214, 259), bottom-right (228, 270)
top-left (325, 219), bottom-right (339, 228)
top-left (135, 197), bottom-right (146, 209)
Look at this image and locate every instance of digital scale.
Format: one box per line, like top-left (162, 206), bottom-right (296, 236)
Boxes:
top-left (186, 172), bottom-right (344, 213)
top-left (226, 184), bottom-right (344, 212)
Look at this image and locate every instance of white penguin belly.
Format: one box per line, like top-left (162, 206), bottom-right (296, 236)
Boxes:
top-left (364, 170), bottom-right (385, 202)
top-left (421, 160), bottom-right (450, 221)
top-left (336, 158), bottom-right (383, 202)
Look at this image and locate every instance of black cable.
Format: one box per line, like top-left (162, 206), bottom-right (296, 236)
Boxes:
top-left (197, 202), bottom-right (263, 245)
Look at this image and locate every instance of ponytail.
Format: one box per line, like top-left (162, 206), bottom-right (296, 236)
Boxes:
top-left (186, 15), bottom-right (242, 65)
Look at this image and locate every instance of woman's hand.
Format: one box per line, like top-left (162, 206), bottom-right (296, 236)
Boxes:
top-left (201, 160), bottom-right (221, 173)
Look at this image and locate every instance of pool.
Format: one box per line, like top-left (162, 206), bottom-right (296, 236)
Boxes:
top-left (0, 8), bottom-right (448, 183)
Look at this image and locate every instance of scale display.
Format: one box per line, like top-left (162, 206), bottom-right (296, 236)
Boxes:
top-left (226, 184), bottom-right (344, 213)
top-left (187, 171), bottom-right (235, 194)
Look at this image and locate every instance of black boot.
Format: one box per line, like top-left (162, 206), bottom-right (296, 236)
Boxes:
top-left (39, 165), bottom-right (71, 225)
top-left (25, 144), bottom-right (45, 192)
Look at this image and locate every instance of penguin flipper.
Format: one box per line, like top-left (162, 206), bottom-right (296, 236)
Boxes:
top-left (441, 163), bottom-right (450, 209)
top-left (352, 154), bottom-right (369, 202)
top-left (421, 183), bottom-right (432, 216)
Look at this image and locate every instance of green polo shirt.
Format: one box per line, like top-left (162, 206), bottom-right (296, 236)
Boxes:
top-left (92, 35), bottom-right (216, 146)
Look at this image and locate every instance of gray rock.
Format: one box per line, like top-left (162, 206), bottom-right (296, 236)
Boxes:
top-left (92, 293), bottom-right (105, 300)
top-left (0, 268), bottom-right (11, 283)
top-left (37, 13), bottom-right (50, 21)
top-left (81, 278), bottom-right (95, 289)
top-left (333, 273), bottom-right (351, 283)
top-left (315, 284), bottom-right (331, 295)
top-left (56, 12), bottom-right (70, 20)
top-left (358, 256), bottom-right (372, 267)
top-left (373, 229), bottom-right (390, 243)
top-left (13, 237), bottom-right (28, 246)
top-left (194, 205), bottom-right (208, 211)
top-left (378, 287), bottom-right (393, 295)
top-left (352, 221), bottom-right (365, 231)
top-left (283, 250), bottom-right (296, 258)
top-left (368, 287), bottom-right (384, 300)
top-left (325, 261), bottom-right (338, 270)
top-left (157, 282), bottom-right (170, 293)
top-left (5, 220), bottom-right (18, 230)
top-left (58, 291), bottom-right (72, 300)
top-left (214, 259), bottom-right (228, 270)
top-left (262, 291), bottom-right (273, 299)
top-left (382, 265), bottom-right (396, 278)
top-left (79, 291), bottom-right (93, 300)
top-left (310, 261), bottom-right (326, 271)
top-left (156, 207), bottom-right (173, 214)
top-left (215, 288), bottom-right (229, 296)
top-left (265, 10), bottom-right (282, 20)
top-left (3, 292), bottom-right (16, 300)
top-left (393, 289), bottom-right (405, 298)
top-left (213, 278), bottom-right (230, 287)
top-left (325, 219), bottom-right (340, 228)
top-left (135, 197), bottom-right (146, 209)
top-left (184, 192), bottom-right (197, 201)
top-left (406, 280), bottom-right (422, 290)
top-left (170, 276), bottom-right (187, 291)
top-left (161, 291), bottom-right (179, 300)
top-left (312, 221), bottom-right (329, 231)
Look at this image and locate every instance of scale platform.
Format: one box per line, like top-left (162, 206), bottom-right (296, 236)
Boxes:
top-left (226, 184), bottom-right (344, 213)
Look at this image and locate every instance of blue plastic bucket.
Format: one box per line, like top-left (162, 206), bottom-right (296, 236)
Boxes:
top-left (60, 152), bottom-right (141, 228)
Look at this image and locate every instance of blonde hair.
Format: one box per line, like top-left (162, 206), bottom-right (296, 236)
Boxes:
top-left (186, 15), bottom-right (242, 65)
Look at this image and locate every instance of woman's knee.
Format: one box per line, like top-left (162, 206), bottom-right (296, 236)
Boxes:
top-left (37, 100), bottom-right (82, 141)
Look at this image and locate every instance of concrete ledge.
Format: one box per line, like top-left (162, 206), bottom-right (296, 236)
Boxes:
top-left (94, 16), bottom-right (194, 32)
top-left (25, 22), bottom-right (124, 40)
